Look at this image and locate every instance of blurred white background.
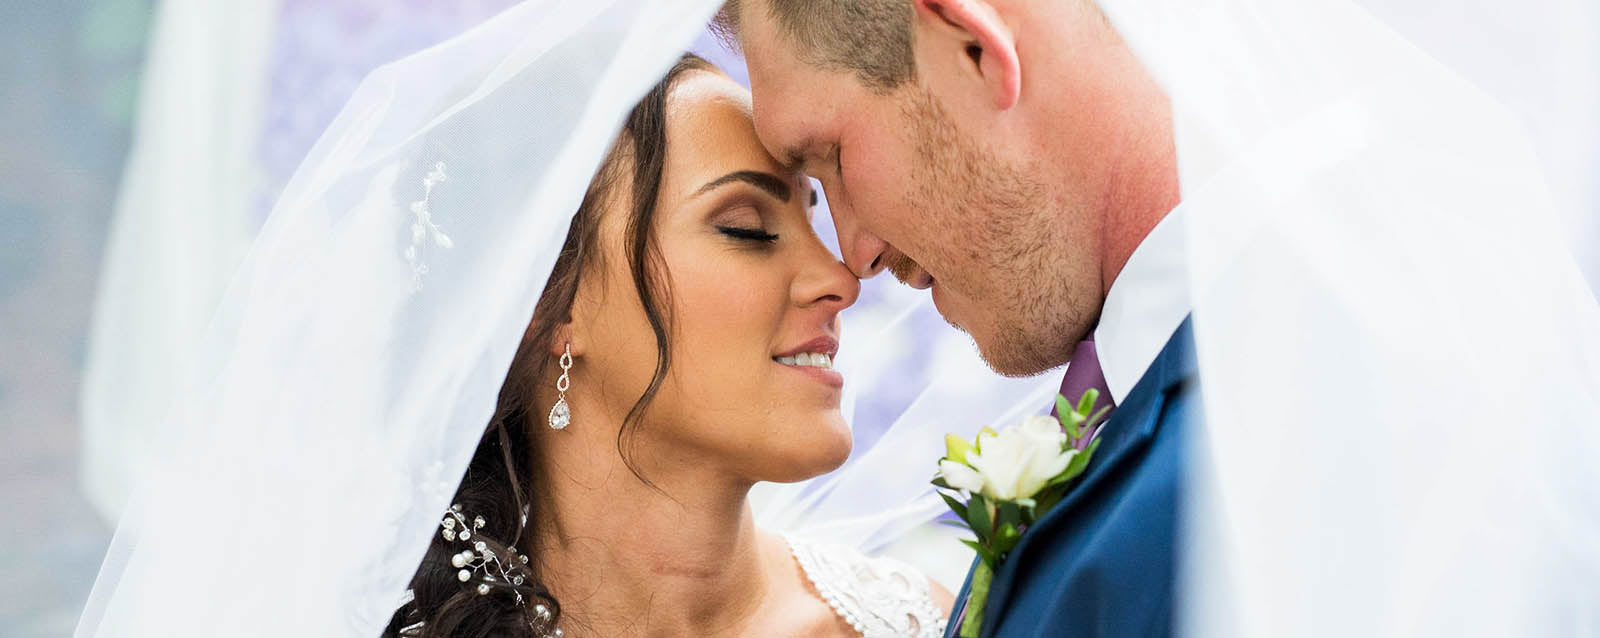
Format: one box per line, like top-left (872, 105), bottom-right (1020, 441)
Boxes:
top-left (1, 1), bottom-right (1594, 635)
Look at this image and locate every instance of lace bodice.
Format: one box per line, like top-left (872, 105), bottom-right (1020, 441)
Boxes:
top-left (787, 537), bottom-right (949, 638)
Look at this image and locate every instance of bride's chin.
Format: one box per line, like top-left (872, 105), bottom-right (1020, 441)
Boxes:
top-left (763, 419), bottom-right (852, 484)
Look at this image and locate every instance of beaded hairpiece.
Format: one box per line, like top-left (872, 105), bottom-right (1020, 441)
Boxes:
top-left (422, 503), bottom-right (561, 637)
top-left (439, 503), bottom-right (531, 594)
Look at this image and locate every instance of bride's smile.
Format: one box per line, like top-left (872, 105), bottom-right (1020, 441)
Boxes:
top-left (771, 335), bottom-right (842, 389)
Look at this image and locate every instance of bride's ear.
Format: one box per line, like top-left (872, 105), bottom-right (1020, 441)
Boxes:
top-left (548, 322), bottom-right (581, 358)
top-left (913, 0), bottom-right (1022, 110)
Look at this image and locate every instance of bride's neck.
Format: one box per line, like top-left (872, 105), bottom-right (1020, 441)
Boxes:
top-left (530, 413), bottom-right (776, 637)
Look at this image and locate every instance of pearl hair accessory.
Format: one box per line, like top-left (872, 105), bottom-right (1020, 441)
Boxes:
top-left (431, 503), bottom-right (559, 637)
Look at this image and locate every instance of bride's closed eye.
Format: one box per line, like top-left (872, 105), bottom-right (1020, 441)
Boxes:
top-left (716, 225), bottom-right (779, 243)
top-left (711, 201), bottom-right (780, 245)
top-left (695, 170), bottom-right (799, 246)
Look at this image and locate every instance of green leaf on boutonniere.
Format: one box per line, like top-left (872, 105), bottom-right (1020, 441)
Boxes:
top-left (1055, 393), bottom-right (1080, 435)
top-left (996, 500), bottom-right (1023, 532)
top-left (1032, 487), bottom-right (1065, 518)
top-left (996, 522), bottom-right (1023, 555)
top-left (939, 491), bottom-right (970, 521)
top-left (1046, 438), bottom-right (1102, 489)
top-left (1075, 389), bottom-right (1100, 419)
top-left (967, 496), bottom-right (993, 543)
top-left (1086, 405), bottom-right (1111, 432)
top-left (1079, 437), bottom-right (1102, 469)
top-left (961, 538), bottom-right (999, 566)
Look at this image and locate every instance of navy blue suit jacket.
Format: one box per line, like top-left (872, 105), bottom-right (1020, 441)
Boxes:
top-left (946, 318), bottom-right (1198, 638)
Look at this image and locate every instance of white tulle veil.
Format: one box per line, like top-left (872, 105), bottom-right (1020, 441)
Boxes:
top-left (77, 0), bottom-right (1600, 636)
top-left (75, 0), bottom-right (1056, 634)
top-left (77, 1), bottom-right (731, 634)
top-left (1093, 0), bottom-right (1600, 635)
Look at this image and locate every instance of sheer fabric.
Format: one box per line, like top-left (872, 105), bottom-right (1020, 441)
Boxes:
top-left (1094, 1), bottom-right (1600, 634)
top-left (80, 0), bottom-right (277, 522)
top-left (76, 2), bottom-right (1600, 636)
top-left (77, 2), bottom-right (725, 634)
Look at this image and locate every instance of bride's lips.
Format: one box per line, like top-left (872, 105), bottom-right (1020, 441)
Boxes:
top-left (772, 336), bottom-right (843, 389)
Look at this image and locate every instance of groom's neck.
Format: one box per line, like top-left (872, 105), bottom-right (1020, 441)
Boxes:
top-left (1095, 125), bottom-right (1179, 296)
top-left (1027, 4), bottom-right (1180, 297)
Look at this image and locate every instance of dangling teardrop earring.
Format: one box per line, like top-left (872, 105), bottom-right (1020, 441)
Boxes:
top-left (547, 344), bottom-right (573, 430)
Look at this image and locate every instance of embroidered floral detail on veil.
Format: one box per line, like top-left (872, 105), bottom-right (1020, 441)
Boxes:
top-left (787, 536), bottom-right (948, 638)
top-left (404, 161), bottom-right (454, 291)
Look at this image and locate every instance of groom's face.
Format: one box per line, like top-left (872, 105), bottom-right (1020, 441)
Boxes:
top-left (736, 1), bottom-right (1104, 376)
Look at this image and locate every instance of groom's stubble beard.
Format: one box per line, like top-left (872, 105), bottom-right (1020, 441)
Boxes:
top-left (898, 89), bottom-right (1093, 376)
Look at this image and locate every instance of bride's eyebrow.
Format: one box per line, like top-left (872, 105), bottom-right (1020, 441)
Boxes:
top-left (694, 170), bottom-right (792, 202)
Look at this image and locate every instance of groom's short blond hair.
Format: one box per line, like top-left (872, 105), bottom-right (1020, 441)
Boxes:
top-left (714, 0), bottom-right (916, 92)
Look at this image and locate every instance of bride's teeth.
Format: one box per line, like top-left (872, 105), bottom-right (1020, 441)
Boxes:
top-left (777, 353), bottom-right (833, 368)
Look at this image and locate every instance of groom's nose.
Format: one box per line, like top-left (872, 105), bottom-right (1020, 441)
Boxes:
top-left (829, 198), bottom-right (890, 279)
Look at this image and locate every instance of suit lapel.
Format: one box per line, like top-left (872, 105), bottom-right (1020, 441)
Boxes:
top-left (979, 317), bottom-right (1196, 636)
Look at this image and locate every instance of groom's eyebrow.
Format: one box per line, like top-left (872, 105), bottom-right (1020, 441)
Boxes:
top-left (695, 170), bottom-right (792, 202)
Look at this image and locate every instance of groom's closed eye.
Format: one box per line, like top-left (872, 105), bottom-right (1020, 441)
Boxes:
top-left (780, 141), bottom-right (839, 180)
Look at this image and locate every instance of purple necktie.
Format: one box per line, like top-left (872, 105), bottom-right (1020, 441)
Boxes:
top-left (1052, 338), bottom-right (1115, 448)
top-left (949, 338), bottom-right (1116, 634)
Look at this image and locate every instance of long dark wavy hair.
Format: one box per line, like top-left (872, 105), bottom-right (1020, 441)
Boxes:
top-left (383, 54), bottom-right (711, 638)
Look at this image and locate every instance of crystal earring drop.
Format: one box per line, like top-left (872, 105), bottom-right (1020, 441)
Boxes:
top-left (547, 344), bottom-right (573, 430)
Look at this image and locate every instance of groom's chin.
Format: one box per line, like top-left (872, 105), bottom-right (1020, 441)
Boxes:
top-left (981, 351), bottom-right (1061, 379)
top-left (970, 327), bottom-right (1077, 379)
top-left (935, 289), bottom-right (1070, 377)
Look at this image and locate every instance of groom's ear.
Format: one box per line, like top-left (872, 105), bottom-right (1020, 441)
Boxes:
top-left (913, 0), bottom-right (1022, 111)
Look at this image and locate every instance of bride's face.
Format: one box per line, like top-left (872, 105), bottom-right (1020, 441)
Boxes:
top-left (570, 70), bottom-right (860, 485)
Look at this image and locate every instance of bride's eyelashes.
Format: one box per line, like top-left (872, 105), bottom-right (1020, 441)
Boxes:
top-left (709, 200), bottom-right (780, 245)
top-left (716, 225), bottom-right (780, 244)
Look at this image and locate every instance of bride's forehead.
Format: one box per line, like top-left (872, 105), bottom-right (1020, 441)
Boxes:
top-left (667, 70), bottom-right (753, 120)
top-left (663, 72), bottom-right (794, 183)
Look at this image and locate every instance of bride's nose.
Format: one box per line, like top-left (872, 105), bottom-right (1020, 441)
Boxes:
top-left (792, 251), bottom-right (861, 313)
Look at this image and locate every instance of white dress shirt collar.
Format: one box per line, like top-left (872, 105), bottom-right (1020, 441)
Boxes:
top-left (1092, 207), bottom-right (1192, 404)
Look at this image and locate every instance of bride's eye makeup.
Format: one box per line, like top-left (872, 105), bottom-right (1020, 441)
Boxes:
top-left (716, 225), bottom-right (780, 243)
top-left (710, 201), bottom-right (780, 246)
top-left (694, 169), bottom-right (801, 247)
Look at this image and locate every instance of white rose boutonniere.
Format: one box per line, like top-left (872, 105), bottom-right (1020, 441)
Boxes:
top-left (933, 390), bottom-right (1110, 638)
